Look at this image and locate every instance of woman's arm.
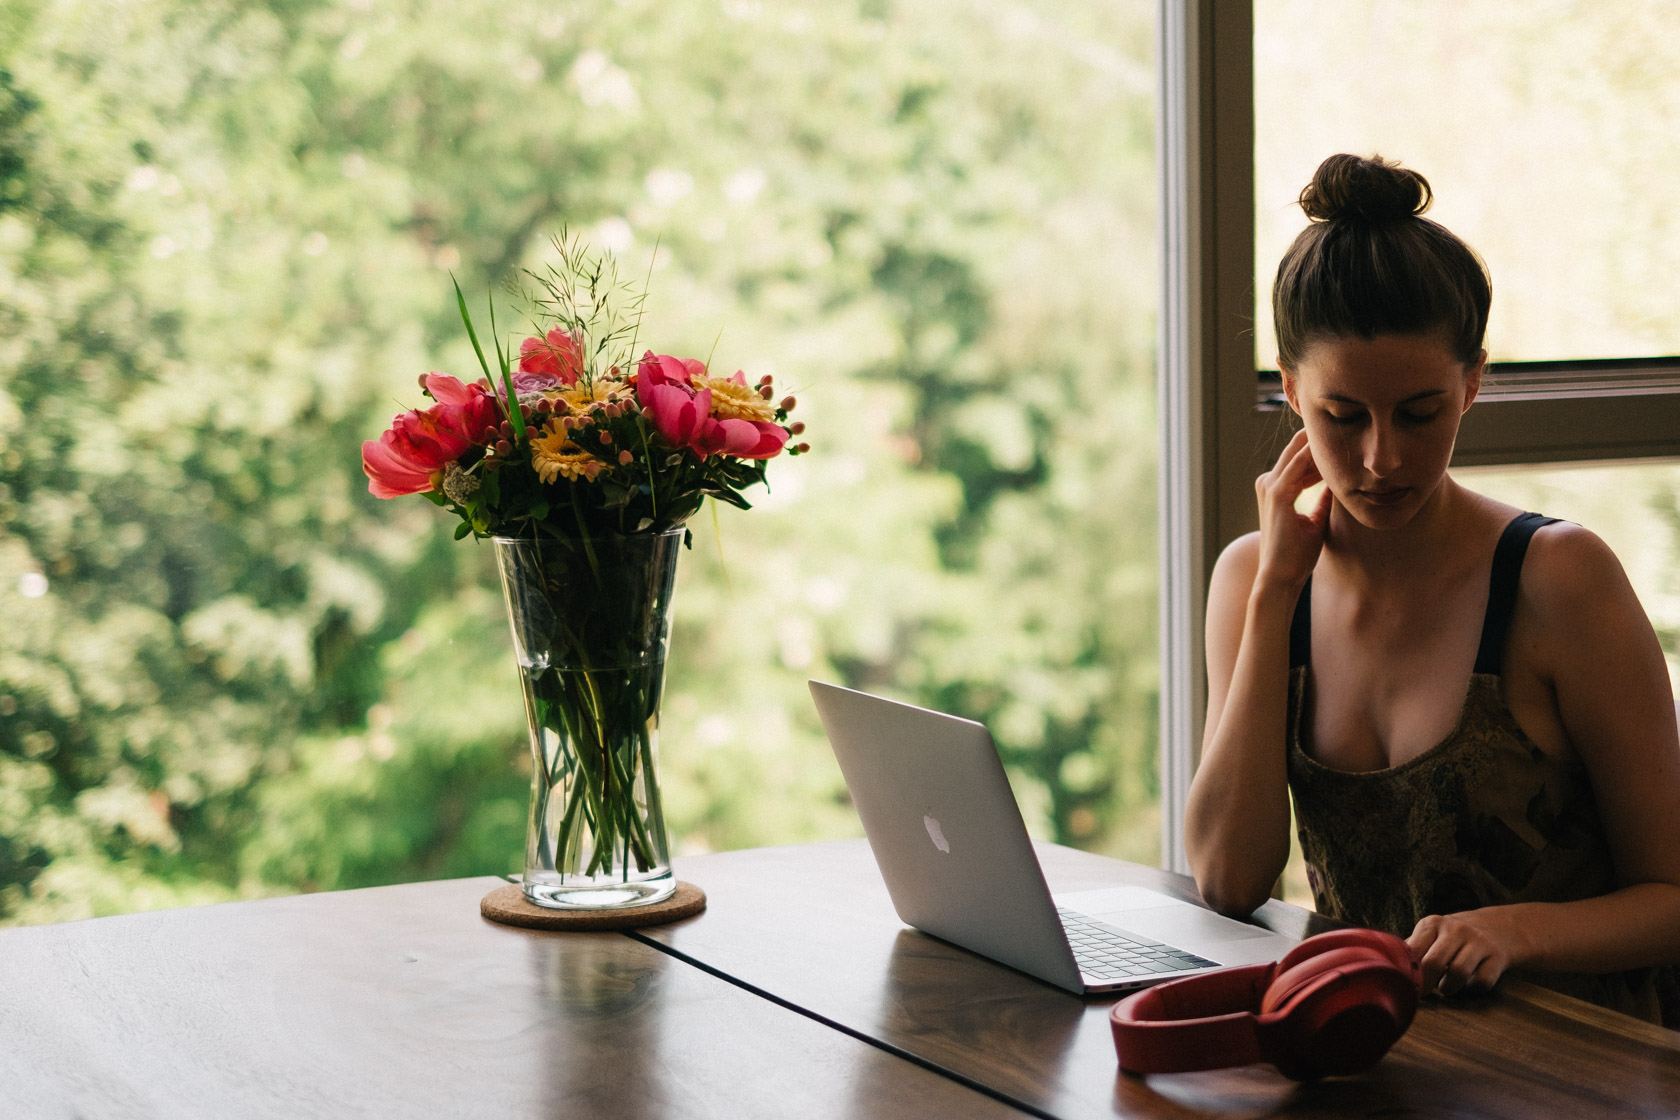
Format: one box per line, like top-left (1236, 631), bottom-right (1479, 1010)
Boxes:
top-left (1410, 524), bottom-right (1680, 993)
top-left (1186, 429), bottom-right (1331, 915)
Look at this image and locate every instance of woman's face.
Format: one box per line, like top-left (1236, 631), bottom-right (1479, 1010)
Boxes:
top-left (1282, 334), bottom-right (1484, 529)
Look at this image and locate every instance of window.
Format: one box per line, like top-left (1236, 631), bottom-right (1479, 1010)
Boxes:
top-left (1257, 1), bottom-right (1680, 364)
top-left (1158, 1), bottom-right (1680, 871)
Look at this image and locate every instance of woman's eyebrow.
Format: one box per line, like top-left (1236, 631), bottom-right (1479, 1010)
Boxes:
top-left (1319, 389), bottom-right (1448, 405)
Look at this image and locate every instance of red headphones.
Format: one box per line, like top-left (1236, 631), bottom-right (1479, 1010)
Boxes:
top-left (1110, 928), bottom-right (1421, 1081)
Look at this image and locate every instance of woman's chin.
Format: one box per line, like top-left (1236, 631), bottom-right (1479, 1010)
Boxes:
top-left (1334, 486), bottom-right (1424, 529)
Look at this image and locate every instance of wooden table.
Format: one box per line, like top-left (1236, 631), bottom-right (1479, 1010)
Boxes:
top-left (3, 841), bottom-right (1676, 1118)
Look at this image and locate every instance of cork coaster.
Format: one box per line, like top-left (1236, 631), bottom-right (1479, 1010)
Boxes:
top-left (480, 881), bottom-right (707, 931)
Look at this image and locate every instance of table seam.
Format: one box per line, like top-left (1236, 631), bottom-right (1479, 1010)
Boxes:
top-left (622, 929), bottom-right (1060, 1120)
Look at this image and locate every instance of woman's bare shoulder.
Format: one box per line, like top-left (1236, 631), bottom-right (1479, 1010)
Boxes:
top-left (1521, 520), bottom-right (1634, 618)
top-left (1211, 531), bottom-right (1263, 585)
top-left (1518, 523), bottom-right (1680, 861)
top-left (1204, 533), bottom-right (1263, 643)
top-left (1514, 521), bottom-right (1661, 706)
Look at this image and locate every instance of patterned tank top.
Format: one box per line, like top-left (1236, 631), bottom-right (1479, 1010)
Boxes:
top-left (1286, 512), bottom-right (1671, 1024)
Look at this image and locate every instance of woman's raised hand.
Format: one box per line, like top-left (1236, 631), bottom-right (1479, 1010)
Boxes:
top-left (1255, 428), bottom-right (1332, 593)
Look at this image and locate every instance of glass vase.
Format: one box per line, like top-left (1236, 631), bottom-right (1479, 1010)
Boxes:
top-left (494, 528), bottom-right (683, 909)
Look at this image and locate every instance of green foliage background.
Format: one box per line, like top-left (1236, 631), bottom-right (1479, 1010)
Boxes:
top-left (0, 0), bottom-right (1163, 923)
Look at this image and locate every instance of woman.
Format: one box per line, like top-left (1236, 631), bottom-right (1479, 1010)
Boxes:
top-left (1186, 153), bottom-right (1680, 1024)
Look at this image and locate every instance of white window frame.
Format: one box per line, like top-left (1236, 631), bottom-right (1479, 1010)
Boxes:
top-left (1156, 0), bottom-right (1680, 873)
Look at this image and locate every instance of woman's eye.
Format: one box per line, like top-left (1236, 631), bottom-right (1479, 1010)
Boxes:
top-left (1324, 411), bottom-right (1363, 426)
top-left (1400, 411), bottom-right (1441, 425)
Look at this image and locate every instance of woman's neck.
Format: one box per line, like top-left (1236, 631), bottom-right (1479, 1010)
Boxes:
top-left (1321, 475), bottom-right (1479, 588)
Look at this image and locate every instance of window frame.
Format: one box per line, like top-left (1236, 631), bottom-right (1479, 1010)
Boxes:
top-left (1155, 0), bottom-right (1680, 873)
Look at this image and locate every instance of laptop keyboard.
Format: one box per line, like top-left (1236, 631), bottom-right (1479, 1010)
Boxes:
top-left (1057, 908), bottom-right (1218, 981)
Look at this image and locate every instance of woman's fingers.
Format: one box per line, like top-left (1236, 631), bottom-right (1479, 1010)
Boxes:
top-left (1408, 913), bottom-right (1510, 997)
top-left (1274, 431), bottom-right (1318, 488)
top-left (1261, 432), bottom-right (1324, 509)
top-left (1295, 449), bottom-right (1322, 486)
top-left (1259, 435), bottom-right (1311, 502)
top-left (1406, 917), bottom-right (1440, 984)
top-left (1409, 915), bottom-right (1465, 993)
top-left (1253, 429), bottom-right (1329, 589)
top-left (1270, 427), bottom-right (1310, 471)
top-left (1467, 954), bottom-right (1503, 993)
top-left (1420, 939), bottom-right (1459, 994)
top-left (1435, 944), bottom-right (1482, 995)
top-left (1306, 480), bottom-right (1333, 529)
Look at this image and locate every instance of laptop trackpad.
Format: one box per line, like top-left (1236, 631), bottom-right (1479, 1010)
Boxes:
top-left (1056, 886), bottom-right (1276, 949)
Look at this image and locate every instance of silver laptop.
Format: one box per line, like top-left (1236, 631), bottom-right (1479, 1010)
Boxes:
top-left (810, 680), bottom-right (1298, 994)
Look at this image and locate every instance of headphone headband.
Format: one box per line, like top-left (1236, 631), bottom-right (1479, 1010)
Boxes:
top-left (1109, 962), bottom-right (1272, 1073)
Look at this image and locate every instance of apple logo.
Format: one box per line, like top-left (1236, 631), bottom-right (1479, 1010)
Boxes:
top-left (923, 813), bottom-right (951, 854)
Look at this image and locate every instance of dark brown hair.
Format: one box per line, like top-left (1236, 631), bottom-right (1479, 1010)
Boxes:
top-left (1272, 154), bottom-right (1491, 370)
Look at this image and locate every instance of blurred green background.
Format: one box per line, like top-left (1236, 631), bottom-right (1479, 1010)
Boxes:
top-left (3, 0), bottom-right (1677, 925)
top-left (0, 0), bottom-right (1162, 923)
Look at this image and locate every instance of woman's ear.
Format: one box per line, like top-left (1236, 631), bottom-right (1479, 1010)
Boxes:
top-left (1281, 367), bottom-right (1302, 416)
top-left (1462, 349), bottom-right (1486, 413)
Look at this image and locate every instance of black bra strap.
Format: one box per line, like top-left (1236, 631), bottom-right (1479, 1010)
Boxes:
top-left (1473, 512), bottom-right (1559, 676)
top-left (1289, 577), bottom-right (1313, 669)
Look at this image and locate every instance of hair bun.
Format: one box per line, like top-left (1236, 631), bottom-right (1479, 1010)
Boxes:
top-left (1299, 154), bottom-right (1432, 224)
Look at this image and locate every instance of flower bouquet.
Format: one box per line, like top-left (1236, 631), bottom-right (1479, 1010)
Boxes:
top-left (362, 238), bottom-right (805, 909)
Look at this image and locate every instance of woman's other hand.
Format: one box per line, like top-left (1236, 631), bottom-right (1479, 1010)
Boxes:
top-left (1406, 909), bottom-right (1527, 996)
top-left (1255, 428), bottom-right (1332, 593)
top-left (1188, 432), bottom-right (1327, 915)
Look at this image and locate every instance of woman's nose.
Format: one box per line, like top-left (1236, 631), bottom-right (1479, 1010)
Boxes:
top-left (1365, 423), bottom-right (1402, 477)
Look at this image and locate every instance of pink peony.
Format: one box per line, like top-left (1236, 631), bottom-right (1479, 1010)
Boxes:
top-left (717, 418), bottom-right (789, 459)
top-left (640, 383), bottom-right (716, 455)
top-left (516, 328), bottom-right (585, 389)
top-left (636, 351), bottom-right (706, 390)
top-left (640, 387), bottom-right (789, 463)
top-left (362, 374), bottom-right (500, 498)
top-left (635, 352), bottom-right (789, 461)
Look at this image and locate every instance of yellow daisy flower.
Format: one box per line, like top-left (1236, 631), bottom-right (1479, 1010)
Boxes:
top-left (530, 426), bottom-right (609, 483)
top-left (554, 379), bottom-right (619, 414)
top-left (697, 374), bottom-right (776, 423)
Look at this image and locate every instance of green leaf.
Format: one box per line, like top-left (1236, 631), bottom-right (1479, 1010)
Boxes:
top-left (454, 521), bottom-right (472, 540)
top-left (487, 293), bottom-right (529, 445)
top-left (452, 276), bottom-right (495, 382)
top-left (708, 488), bottom-right (754, 511)
top-left (454, 277), bottom-right (526, 448)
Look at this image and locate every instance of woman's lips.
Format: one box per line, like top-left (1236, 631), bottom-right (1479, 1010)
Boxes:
top-left (1357, 487), bottom-right (1411, 506)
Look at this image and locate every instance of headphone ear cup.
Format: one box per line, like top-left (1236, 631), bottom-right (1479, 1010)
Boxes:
top-left (1261, 945), bottom-right (1388, 1015)
top-left (1261, 954), bottom-right (1419, 1080)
